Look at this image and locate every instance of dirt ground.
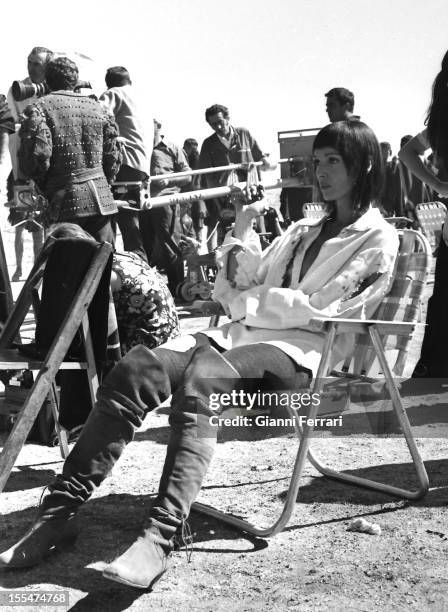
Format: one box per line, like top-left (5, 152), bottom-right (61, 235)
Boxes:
top-left (0, 206), bottom-right (448, 611)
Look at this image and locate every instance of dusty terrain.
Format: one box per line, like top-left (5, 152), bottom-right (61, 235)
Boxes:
top-left (0, 206), bottom-right (447, 611)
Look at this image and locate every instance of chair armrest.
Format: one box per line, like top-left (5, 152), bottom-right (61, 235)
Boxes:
top-left (178, 300), bottom-right (225, 317)
top-left (310, 317), bottom-right (424, 336)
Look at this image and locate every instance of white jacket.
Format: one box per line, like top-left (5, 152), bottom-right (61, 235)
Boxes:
top-left (200, 206), bottom-right (399, 374)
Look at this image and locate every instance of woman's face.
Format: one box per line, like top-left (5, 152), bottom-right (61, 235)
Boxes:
top-left (313, 146), bottom-right (354, 205)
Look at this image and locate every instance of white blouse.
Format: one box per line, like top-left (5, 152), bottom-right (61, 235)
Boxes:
top-left (164, 207), bottom-right (399, 376)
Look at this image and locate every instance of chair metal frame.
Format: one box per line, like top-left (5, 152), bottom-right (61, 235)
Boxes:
top-left (192, 229), bottom-right (431, 536)
top-left (0, 238), bottom-right (113, 494)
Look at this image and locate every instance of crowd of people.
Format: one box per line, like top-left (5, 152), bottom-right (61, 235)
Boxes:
top-left (0, 44), bottom-right (447, 592)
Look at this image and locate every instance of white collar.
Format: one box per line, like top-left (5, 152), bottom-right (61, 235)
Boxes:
top-left (295, 205), bottom-right (385, 232)
top-left (217, 125), bottom-right (234, 147)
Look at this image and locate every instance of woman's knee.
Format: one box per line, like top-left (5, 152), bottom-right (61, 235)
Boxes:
top-left (101, 345), bottom-right (172, 410)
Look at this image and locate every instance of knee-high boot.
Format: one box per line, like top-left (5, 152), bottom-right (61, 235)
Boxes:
top-left (0, 346), bottom-right (172, 569)
top-left (103, 344), bottom-right (241, 589)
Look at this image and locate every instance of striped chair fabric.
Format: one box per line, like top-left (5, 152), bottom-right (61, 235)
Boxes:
top-left (343, 229), bottom-right (431, 376)
top-left (415, 202), bottom-right (447, 252)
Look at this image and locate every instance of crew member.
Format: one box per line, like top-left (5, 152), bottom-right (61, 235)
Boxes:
top-left (5, 47), bottom-right (52, 280)
top-left (140, 128), bottom-right (191, 295)
top-left (100, 66), bottom-right (152, 260)
top-left (198, 104), bottom-right (271, 249)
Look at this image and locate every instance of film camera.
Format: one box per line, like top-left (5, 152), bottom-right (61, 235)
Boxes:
top-left (11, 79), bottom-right (92, 102)
top-left (5, 181), bottom-right (48, 230)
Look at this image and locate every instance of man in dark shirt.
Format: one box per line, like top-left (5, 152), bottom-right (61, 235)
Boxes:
top-left (140, 129), bottom-right (191, 294)
top-left (198, 104), bottom-right (270, 249)
top-left (325, 87), bottom-right (360, 123)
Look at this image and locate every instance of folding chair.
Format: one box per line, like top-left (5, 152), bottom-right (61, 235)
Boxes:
top-left (415, 202), bottom-right (447, 253)
top-left (0, 236), bottom-right (114, 494)
top-left (192, 229), bottom-right (431, 536)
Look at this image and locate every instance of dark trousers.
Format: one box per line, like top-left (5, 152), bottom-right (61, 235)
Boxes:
top-left (140, 205), bottom-right (184, 294)
top-left (76, 215), bottom-right (116, 245)
top-left (413, 235), bottom-right (448, 377)
top-left (43, 336), bottom-right (308, 530)
top-left (111, 165), bottom-right (148, 262)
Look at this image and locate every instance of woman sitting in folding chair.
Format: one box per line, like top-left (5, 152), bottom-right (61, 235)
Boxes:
top-left (0, 121), bottom-right (400, 590)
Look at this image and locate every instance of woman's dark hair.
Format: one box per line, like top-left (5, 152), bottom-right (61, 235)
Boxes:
top-left (45, 57), bottom-right (79, 91)
top-left (312, 120), bottom-right (383, 215)
top-left (425, 50), bottom-right (448, 164)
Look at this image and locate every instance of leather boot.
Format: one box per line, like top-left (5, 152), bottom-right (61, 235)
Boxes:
top-left (0, 514), bottom-right (78, 569)
top-left (103, 345), bottom-right (241, 589)
top-left (0, 346), bottom-right (172, 570)
top-left (102, 525), bottom-right (170, 589)
top-left (43, 345), bottom-right (172, 514)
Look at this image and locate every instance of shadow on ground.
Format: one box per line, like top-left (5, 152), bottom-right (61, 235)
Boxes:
top-left (0, 493), bottom-right (266, 610)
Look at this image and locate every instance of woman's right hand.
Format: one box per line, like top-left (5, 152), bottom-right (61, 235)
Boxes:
top-left (230, 186), bottom-right (268, 219)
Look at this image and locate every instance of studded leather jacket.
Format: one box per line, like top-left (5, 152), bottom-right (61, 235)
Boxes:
top-left (18, 90), bottom-right (122, 222)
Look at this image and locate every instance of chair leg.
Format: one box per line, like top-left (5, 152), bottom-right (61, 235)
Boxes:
top-left (0, 372), bottom-right (54, 493)
top-left (48, 383), bottom-right (69, 459)
top-left (81, 316), bottom-right (100, 404)
top-left (192, 323), bottom-right (338, 536)
top-left (306, 325), bottom-right (429, 500)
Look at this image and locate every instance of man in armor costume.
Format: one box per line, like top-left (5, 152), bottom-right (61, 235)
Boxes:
top-left (18, 57), bottom-right (122, 243)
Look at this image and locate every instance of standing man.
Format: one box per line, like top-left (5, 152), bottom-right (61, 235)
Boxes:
top-left (198, 104), bottom-right (271, 250)
top-left (0, 96), bottom-right (15, 322)
top-left (0, 95), bottom-right (14, 175)
top-left (325, 87), bottom-right (360, 123)
top-left (379, 141), bottom-right (400, 216)
top-left (100, 66), bottom-right (152, 261)
top-left (0, 94), bottom-right (14, 195)
top-left (140, 128), bottom-right (191, 294)
top-left (18, 57), bottom-right (122, 243)
top-left (182, 138), bottom-right (207, 249)
top-left (391, 135), bottom-right (434, 224)
top-left (6, 47), bottom-right (52, 281)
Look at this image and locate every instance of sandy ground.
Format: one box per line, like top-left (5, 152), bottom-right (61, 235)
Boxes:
top-left (0, 202), bottom-right (448, 611)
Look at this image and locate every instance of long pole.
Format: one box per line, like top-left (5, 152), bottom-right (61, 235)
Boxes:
top-left (149, 157), bottom-right (310, 181)
top-left (116, 176), bottom-right (303, 211)
top-left (113, 157), bottom-right (307, 186)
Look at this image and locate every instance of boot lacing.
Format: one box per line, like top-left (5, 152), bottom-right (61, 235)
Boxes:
top-left (35, 485), bottom-right (50, 519)
top-left (179, 516), bottom-right (194, 563)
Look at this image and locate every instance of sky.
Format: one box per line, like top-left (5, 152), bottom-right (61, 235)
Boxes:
top-left (1, 0), bottom-right (448, 162)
